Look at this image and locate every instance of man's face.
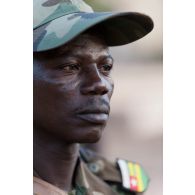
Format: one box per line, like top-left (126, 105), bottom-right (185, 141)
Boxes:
top-left (33, 33), bottom-right (114, 143)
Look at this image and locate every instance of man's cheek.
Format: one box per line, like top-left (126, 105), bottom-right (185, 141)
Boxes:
top-left (58, 78), bottom-right (80, 93)
top-left (108, 82), bottom-right (114, 99)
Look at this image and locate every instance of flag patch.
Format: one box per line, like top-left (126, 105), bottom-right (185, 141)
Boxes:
top-left (117, 159), bottom-right (149, 192)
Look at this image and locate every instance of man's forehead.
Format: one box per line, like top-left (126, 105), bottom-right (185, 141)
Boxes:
top-left (58, 33), bottom-right (108, 53)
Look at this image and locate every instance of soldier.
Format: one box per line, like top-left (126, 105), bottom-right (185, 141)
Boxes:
top-left (33, 0), bottom-right (154, 194)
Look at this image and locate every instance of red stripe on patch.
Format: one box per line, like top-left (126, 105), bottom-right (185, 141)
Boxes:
top-left (130, 176), bottom-right (138, 191)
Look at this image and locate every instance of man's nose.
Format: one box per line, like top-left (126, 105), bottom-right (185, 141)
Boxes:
top-left (80, 66), bottom-right (109, 96)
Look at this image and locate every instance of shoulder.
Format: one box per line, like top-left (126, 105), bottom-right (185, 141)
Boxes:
top-left (79, 147), bottom-right (150, 195)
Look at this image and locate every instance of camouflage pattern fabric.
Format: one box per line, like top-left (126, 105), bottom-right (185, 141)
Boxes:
top-left (33, 147), bottom-right (149, 195)
top-left (33, 0), bottom-right (153, 52)
top-left (33, 0), bottom-right (93, 29)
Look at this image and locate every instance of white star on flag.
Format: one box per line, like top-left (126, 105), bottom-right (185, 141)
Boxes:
top-left (131, 178), bottom-right (137, 187)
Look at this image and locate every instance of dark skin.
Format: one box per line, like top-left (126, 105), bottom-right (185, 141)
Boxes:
top-left (33, 33), bottom-right (114, 191)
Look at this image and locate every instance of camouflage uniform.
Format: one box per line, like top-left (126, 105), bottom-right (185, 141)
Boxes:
top-left (34, 148), bottom-right (149, 195)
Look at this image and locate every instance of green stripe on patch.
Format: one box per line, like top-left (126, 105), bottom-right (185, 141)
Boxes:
top-left (140, 167), bottom-right (149, 190)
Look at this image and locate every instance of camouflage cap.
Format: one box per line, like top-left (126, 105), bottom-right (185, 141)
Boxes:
top-left (33, 0), bottom-right (154, 52)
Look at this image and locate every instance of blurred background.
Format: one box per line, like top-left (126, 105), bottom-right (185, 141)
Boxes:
top-left (85, 1), bottom-right (162, 195)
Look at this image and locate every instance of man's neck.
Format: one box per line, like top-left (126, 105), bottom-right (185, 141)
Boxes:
top-left (33, 129), bottom-right (79, 191)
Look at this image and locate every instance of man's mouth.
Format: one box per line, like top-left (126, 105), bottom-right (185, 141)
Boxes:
top-left (76, 109), bottom-right (109, 124)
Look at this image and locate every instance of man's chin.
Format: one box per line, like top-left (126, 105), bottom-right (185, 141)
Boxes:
top-left (77, 128), bottom-right (103, 143)
top-left (67, 127), bottom-right (104, 143)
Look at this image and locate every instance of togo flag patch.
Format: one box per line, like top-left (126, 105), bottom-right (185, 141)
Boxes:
top-left (117, 159), bottom-right (149, 193)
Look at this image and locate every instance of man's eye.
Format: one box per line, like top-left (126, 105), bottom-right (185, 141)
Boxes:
top-left (59, 64), bottom-right (80, 73)
top-left (100, 64), bottom-right (113, 73)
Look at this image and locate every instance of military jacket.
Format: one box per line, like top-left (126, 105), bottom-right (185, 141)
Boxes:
top-left (34, 148), bottom-right (149, 195)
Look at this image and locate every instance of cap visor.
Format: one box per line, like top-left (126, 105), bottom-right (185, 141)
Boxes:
top-left (33, 12), bottom-right (153, 52)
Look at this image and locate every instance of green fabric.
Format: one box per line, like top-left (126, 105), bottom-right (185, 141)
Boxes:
top-left (33, 148), bottom-right (148, 194)
top-left (75, 184), bottom-right (87, 195)
top-left (111, 184), bottom-right (136, 195)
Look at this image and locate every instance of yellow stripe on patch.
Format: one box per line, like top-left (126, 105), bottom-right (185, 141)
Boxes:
top-left (128, 162), bottom-right (135, 177)
top-left (134, 164), bottom-right (144, 192)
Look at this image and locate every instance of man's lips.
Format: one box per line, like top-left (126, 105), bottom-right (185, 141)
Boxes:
top-left (76, 109), bottom-right (109, 124)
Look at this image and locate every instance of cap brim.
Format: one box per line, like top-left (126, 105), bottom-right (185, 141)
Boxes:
top-left (33, 12), bottom-right (153, 52)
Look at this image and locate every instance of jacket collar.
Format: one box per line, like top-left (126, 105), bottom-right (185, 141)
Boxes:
top-left (33, 157), bottom-right (118, 195)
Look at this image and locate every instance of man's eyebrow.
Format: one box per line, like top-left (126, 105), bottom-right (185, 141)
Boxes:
top-left (100, 55), bottom-right (114, 63)
top-left (56, 51), bottom-right (114, 62)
